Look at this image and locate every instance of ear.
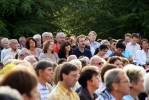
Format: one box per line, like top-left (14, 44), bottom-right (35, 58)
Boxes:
top-left (62, 73), bottom-right (67, 80)
top-left (112, 83), bottom-right (119, 90)
top-left (39, 69), bottom-right (43, 75)
top-left (22, 93), bottom-right (29, 100)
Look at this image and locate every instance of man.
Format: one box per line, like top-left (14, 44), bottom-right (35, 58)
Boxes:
top-left (19, 36), bottom-right (26, 49)
top-left (110, 42), bottom-right (126, 57)
top-left (96, 69), bottom-right (132, 100)
top-left (33, 34), bottom-right (42, 48)
top-left (78, 66), bottom-right (100, 100)
top-left (41, 32), bottom-right (53, 48)
top-left (35, 60), bottom-right (54, 100)
top-left (126, 33), bottom-right (141, 59)
top-left (123, 65), bottom-right (145, 100)
top-left (124, 33), bottom-right (132, 45)
top-left (88, 31), bottom-right (100, 50)
top-left (17, 48), bottom-right (31, 60)
top-left (73, 35), bottom-right (92, 58)
top-left (90, 55), bottom-right (104, 69)
top-left (24, 55), bottom-right (37, 66)
top-left (1, 39), bottom-right (20, 62)
top-left (104, 39), bottom-right (117, 58)
top-left (54, 32), bottom-right (65, 53)
top-left (47, 63), bottom-right (80, 100)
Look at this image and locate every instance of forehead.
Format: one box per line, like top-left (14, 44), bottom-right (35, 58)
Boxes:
top-left (119, 73), bottom-right (129, 81)
top-left (68, 70), bottom-right (79, 75)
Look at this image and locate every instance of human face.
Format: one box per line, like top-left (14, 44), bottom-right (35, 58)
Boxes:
top-left (10, 40), bottom-right (19, 50)
top-left (63, 70), bottom-right (80, 88)
top-left (29, 58), bottom-right (37, 65)
top-left (114, 59), bottom-right (123, 68)
top-left (3, 41), bottom-right (9, 49)
top-left (43, 34), bottom-right (53, 42)
top-left (131, 37), bottom-right (138, 45)
top-left (21, 38), bottom-right (26, 46)
top-left (117, 48), bottom-right (124, 55)
top-left (42, 67), bottom-right (54, 83)
top-left (141, 41), bottom-right (149, 50)
top-left (29, 39), bottom-right (36, 48)
top-left (125, 36), bottom-right (131, 44)
top-left (92, 58), bottom-right (104, 68)
top-left (78, 38), bottom-right (86, 48)
top-left (116, 73), bottom-right (132, 96)
top-left (57, 34), bottom-right (65, 44)
top-left (110, 42), bottom-right (117, 50)
top-left (85, 39), bottom-right (91, 46)
top-left (132, 76), bottom-right (144, 94)
top-left (89, 75), bottom-right (100, 90)
top-left (48, 42), bottom-right (54, 51)
top-left (20, 50), bottom-right (31, 60)
top-left (101, 49), bottom-right (108, 56)
top-left (89, 33), bottom-right (97, 42)
top-left (65, 45), bottom-right (71, 52)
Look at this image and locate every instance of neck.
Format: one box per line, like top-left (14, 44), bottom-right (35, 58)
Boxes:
top-left (47, 50), bottom-right (52, 54)
top-left (130, 88), bottom-right (139, 99)
top-left (110, 91), bottom-right (123, 100)
top-left (87, 86), bottom-right (95, 98)
top-left (30, 47), bottom-right (35, 50)
top-left (78, 47), bottom-right (84, 52)
top-left (61, 81), bottom-right (71, 91)
top-left (38, 78), bottom-right (46, 86)
top-left (144, 48), bottom-right (148, 53)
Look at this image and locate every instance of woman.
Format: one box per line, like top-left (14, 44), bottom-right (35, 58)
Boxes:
top-left (39, 40), bottom-right (59, 63)
top-left (58, 41), bottom-right (73, 59)
top-left (107, 56), bottom-right (123, 68)
top-left (26, 37), bottom-right (42, 58)
top-left (135, 39), bottom-right (149, 69)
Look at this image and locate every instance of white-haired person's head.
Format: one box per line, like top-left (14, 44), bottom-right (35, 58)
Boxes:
top-left (24, 55), bottom-right (37, 65)
top-left (1, 38), bottom-right (9, 49)
top-left (90, 55), bottom-right (104, 68)
top-left (18, 48), bottom-right (31, 60)
top-left (42, 32), bottom-right (53, 42)
top-left (56, 32), bottom-right (65, 44)
top-left (3, 55), bottom-right (14, 64)
top-left (33, 34), bottom-right (41, 40)
top-left (144, 73), bottom-right (149, 97)
top-left (67, 55), bottom-right (77, 62)
top-left (0, 86), bottom-right (23, 100)
top-left (69, 59), bottom-right (82, 70)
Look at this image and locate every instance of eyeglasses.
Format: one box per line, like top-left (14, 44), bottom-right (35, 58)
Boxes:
top-left (95, 62), bottom-right (104, 65)
top-left (117, 80), bottom-right (130, 84)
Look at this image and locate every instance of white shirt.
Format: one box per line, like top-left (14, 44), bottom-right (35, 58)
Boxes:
top-left (126, 42), bottom-right (140, 59)
top-left (134, 49), bottom-right (149, 65)
top-left (37, 83), bottom-right (50, 100)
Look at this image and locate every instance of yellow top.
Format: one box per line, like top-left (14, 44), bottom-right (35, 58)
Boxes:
top-left (47, 82), bottom-right (80, 100)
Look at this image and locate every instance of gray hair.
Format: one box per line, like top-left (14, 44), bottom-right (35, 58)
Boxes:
top-left (33, 34), bottom-right (41, 40)
top-left (100, 39), bottom-right (110, 45)
top-left (67, 55), bottom-right (77, 62)
top-left (19, 36), bottom-right (26, 43)
top-left (17, 48), bottom-right (29, 59)
top-left (3, 55), bottom-right (14, 64)
top-left (24, 55), bottom-right (35, 62)
top-left (123, 64), bottom-right (145, 83)
top-left (56, 32), bottom-right (65, 38)
top-left (42, 32), bottom-right (53, 37)
top-left (69, 59), bottom-right (82, 70)
top-left (144, 73), bottom-right (149, 95)
top-left (1, 38), bottom-right (9, 46)
top-left (104, 69), bottom-right (124, 91)
top-left (90, 55), bottom-right (102, 65)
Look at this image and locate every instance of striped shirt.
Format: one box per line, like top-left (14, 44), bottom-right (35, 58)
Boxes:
top-left (37, 82), bottom-right (50, 100)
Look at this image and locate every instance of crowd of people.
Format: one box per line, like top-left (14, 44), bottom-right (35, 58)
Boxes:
top-left (0, 31), bottom-right (149, 100)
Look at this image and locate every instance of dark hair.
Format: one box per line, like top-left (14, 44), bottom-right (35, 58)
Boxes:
top-left (94, 45), bottom-right (108, 55)
top-left (58, 41), bottom-right (72, 59)
top-left (100, 64), bottom-right (117, 83)
top-left (60, 63), bottom-right (78, 81)
top-left (78, 68), bottom-right (98, 88)
top-left (0, 94), bottom-right (18, 100)
top-left (35, 60), bottom-right (53, 76)
top-left (26, 37), bottom-right (37, 49)
top-left (58, 58), bottom-right (67, 65)
top-left (0, 70), bottom-right (37, 97)
top-left (107, 56), bottom-right (121, 64)
top-left (116, 42), bottom-right (126, 50)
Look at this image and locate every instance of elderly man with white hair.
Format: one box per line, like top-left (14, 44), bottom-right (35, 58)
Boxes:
top-left (24, 55), bottom-right (37, 66)
top-left (41, 32), bottom-right (53, 48)
top-left (54, 32), bottom-right (65, 53)
top-left (33, 34), bottom-right (42, 48)
top-left (90, 55), bottom-right (105, 69)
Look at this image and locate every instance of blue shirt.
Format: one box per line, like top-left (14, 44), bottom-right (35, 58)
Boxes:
top-left (73, 47), bottom-right (92, 58)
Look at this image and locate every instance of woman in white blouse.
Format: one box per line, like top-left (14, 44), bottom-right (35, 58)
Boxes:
top-left (135, 39), bottom-right (149, 69)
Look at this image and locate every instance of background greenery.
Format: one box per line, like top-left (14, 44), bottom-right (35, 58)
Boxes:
top-left (0, 0), bottom-right (149, 39)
